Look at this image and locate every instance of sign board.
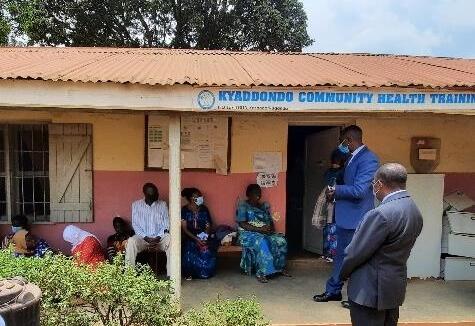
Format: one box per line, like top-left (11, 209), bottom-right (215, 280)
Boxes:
top-left (147, 115), bottom-right (228, 172)
top-left (194, 88), bottom-right (475, 112)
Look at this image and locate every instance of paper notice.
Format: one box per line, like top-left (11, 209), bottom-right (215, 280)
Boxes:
top-left (214, 155), bottom-right (228, 175)
top-left (253, 152), bottom-right (282, 173)
top-left (256, 172), bottom-right (278, 188)
top-left (148, 125), bottom-right (164, 149)
top-left (148, 149), bottom-right (163, 168)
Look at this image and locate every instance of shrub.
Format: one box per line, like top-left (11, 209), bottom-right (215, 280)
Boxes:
top-left (177, 297), bottom-right (268, 326)
top-left (0, 250), bottom-right (268, 326)
top-left (0, 250), bottom-right (179, 326)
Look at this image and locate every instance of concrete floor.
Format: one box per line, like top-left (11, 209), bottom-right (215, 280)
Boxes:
top-left (182, 258), bottom-right (475, 325)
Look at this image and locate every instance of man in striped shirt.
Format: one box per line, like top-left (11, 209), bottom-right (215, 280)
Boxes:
top-left (125, 183), bottom-right (170, 275)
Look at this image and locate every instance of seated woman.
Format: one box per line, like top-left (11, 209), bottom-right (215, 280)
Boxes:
top-left (181, 187), bottom-right (217, 280)
top-left (106, 217), bottom-right (134, 262)
top-left (63, 225), bottom-right (105, 266)
top-left (236, 184), bottom-right (290, 283)
top-left (1, 215), bottom-right (51, 257)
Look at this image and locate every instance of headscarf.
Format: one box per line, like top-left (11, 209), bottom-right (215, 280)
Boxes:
top-left (63, 225), bottom-right (98, 251)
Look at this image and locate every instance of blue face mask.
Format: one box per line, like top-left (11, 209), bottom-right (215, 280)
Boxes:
top-left (194, 196), bottom-right (204, 206)
top-left (11, 226), bottom-right (22, 233)
top-left (338, 142), bottom-right (350, 154)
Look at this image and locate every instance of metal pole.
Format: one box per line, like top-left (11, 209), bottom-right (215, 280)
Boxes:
top-left (168, 113), bottom-right (181, 301)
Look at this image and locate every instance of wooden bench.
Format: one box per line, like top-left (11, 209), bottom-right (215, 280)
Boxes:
top-left (217, 245), bottom-right (242, 255)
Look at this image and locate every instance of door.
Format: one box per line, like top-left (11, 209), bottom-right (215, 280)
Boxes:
top-left (302, 127), bottom-right (340, 254)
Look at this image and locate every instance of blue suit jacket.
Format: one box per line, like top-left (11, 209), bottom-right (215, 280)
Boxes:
top-left (334, 146), bottom-right (379, 230)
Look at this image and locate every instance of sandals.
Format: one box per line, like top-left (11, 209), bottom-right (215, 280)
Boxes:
top-left (280, 269), bottom-right (292, 277)
top-left (257, 275), bottom-right (269, 283)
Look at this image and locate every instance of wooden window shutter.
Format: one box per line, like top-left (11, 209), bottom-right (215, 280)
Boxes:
top-left (49, 124), bottom-right (93, 223)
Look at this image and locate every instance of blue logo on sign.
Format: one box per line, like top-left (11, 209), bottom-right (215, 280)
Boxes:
top-left (197, 90), bottom-right (216, 110)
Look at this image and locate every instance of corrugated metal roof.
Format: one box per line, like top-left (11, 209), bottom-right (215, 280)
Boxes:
top-left (0, 47), bottom-right (474, 88)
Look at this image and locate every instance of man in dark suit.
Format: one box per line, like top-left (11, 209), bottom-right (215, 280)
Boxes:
top-left (314, 125), bottom-right (379, 304)
top-left (340, 163), bottom-right (423, 326)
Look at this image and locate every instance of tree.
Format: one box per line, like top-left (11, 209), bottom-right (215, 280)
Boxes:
top-left (0, 0), bottom-right (10, 44)
top-left (4, 0), bottom-right (313, 51)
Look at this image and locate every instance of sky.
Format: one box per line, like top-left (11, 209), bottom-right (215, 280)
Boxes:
top-left (301, 0), bottom-right (475, 58)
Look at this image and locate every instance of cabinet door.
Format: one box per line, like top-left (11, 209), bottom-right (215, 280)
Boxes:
top-left (406, 174), bottom-right (445, 278)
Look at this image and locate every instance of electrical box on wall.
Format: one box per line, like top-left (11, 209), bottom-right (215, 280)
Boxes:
top-left (410, 137), bottom-right (441, 173)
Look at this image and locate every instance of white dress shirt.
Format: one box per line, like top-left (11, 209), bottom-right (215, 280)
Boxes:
top-left (382, 189), bottom-right (406, 203)
top-left (347, 144), bottom-right (366, 165)
top-left (132, 199), bottom-right (170, 238)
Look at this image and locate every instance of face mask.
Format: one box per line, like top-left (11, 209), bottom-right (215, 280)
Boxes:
top-left (194, 196), bottom-right (204, 206)
top-left (338, 142), bottom-right (350, 154)
top-left (11, 226), bottom-right (22, 233)
top-left (372, 180), bottom-right (382, 197)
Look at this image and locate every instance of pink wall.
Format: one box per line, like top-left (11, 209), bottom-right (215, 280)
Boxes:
top-left (3, 172), bottom-right (473, 253)
top-left (0, 171), bottom-right (286, 253)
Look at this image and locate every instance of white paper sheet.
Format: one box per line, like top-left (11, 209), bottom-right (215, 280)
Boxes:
top-left (253, 152), bottom-right (282, 173)
top-left (256, 172), bottom-right (279, 188)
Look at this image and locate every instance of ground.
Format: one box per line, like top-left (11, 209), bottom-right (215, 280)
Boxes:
top-left (182, 257), bottom-right (475, 326)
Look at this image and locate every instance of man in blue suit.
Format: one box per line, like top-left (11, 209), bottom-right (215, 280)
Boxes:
top-left (313, 125), bottom-right (379, 304)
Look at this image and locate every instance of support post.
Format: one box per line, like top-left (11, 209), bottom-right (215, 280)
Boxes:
top-left (168, 113), bottom-right (182, 301)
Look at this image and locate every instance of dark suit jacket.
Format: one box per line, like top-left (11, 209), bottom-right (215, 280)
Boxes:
top-left (340, 190), bottom-right (423, 310)
top-left (335, 146), bottom-right (379, 230)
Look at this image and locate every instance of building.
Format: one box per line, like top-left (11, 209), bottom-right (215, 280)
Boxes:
top-left (0, 47), bottom-right (474, 299)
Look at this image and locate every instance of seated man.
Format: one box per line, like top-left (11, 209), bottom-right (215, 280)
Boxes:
top-left (106, 216), bottom-right (134, 262)
top-left (125, 183), bottom-right (170, 276)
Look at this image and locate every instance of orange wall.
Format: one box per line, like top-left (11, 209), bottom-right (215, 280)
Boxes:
top-left (357, 115), bottom-right (475, 173)
top-left (0, 109), bottom-right (145, 171)
top-left (231, 116), bottom-right (288, 173)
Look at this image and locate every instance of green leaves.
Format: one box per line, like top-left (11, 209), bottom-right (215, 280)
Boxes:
top-left (0, 0), bottom-right (11, 44)
top-left (0, 250), bottom-right (178, 326)
top-left (177, 297), bottom-right (269, 326)
top-left (0, 250), bottom-right (268, 326)
top-left (0, 0), bottom-right (313, 51)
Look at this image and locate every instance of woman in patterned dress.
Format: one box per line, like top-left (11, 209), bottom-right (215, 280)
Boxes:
top-left (181, 187), bottom-right (217, 280)
top-left (1, 215), bottom-right (51, 257)
top-left (236, 184), bottom-right (290, 283)
top-left (63, 225), bottom-right (105, 266)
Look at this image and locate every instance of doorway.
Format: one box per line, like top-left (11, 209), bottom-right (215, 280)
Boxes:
top-left (286, 126), bottom-right (341, 256)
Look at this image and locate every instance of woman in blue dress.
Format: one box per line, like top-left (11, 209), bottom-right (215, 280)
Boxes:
top-left (181, 187), bottom-right (217, 280)
top-left (236, 184), bottom-right (290, 283)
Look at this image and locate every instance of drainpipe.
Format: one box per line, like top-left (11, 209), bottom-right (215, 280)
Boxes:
top-left (168, 113), bottom-right (182, 301)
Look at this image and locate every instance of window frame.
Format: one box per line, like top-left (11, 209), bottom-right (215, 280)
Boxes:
top-left (0, 124), bottom-right (51, 224)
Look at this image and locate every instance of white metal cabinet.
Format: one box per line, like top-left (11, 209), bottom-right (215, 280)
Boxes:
top-left (446, 211), bottom-right (475, 258)
top-left (442, 257), bottom-right (475, 281)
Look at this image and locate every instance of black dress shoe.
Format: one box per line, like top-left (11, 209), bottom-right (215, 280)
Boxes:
top-left (341, 300), bottom-right (350, 309)
top-left (313, 292), bottom-right (343, 302)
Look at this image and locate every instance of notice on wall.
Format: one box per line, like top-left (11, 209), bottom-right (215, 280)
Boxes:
top-left (147, 116), bottom-right (169, 168)
top-left (253, 152), bottom-right (282, 173)
top-left (147, 115), bottom-right (228, 172)
top-left (256, 172), bottom-right (279, 188)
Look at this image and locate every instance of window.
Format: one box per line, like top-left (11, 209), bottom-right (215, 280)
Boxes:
top-left (0, 123), bottom-right (93, 223)
top-left (0, 127), bottom-right (7, 221)
top-left (0, 125), bottom-right (50, 222)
